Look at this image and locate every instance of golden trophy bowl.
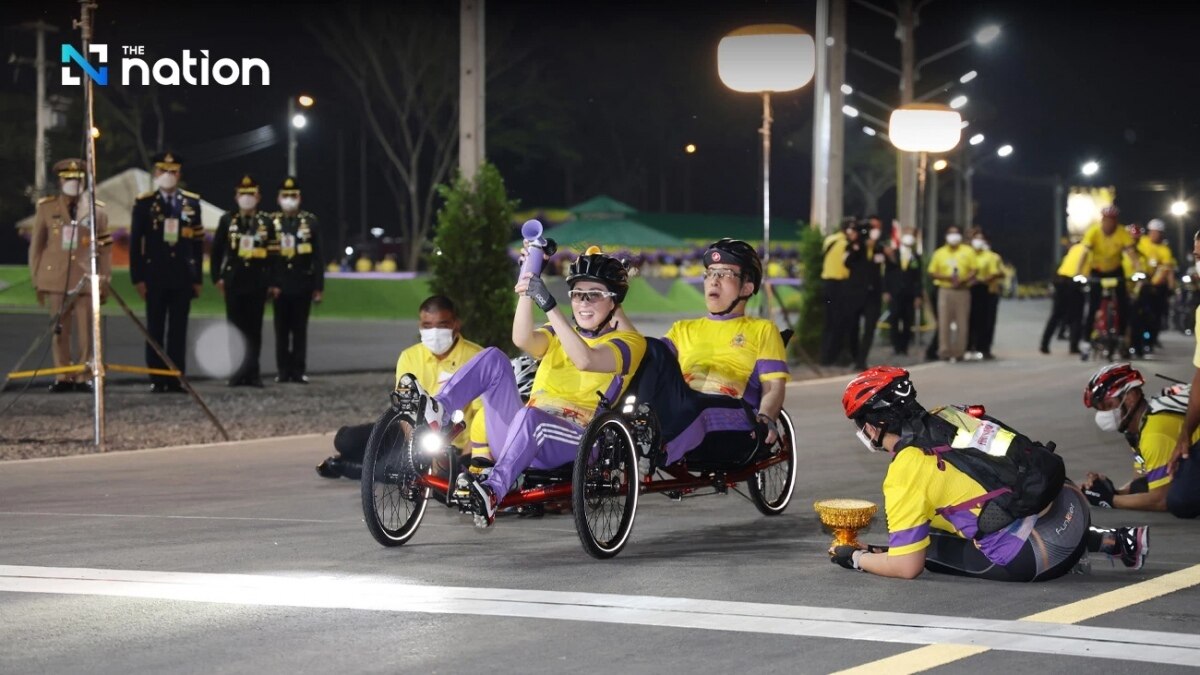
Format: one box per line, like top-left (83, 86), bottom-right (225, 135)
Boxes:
top-left (814, 498), bottom-right (878, 549)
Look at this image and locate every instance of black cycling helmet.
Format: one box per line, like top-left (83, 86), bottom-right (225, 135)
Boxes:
top-left (566, 252), bottom-right (629, 304)
top-left (703, 238), bottom-right (763, 295)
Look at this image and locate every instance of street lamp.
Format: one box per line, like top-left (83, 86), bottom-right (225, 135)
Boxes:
top-left (968, 133), bottom-right (985, 146)
top-left (286, 94), bottom-right (315, 177)
top-left (718, 23), bottom-right (815, 317)
top-left (996, 144), bottom-right (1013, 158)
top-left (933, 158), bottom-right (948, 171)
top-left (1081, 160), bottom-right (1100, 177)
top-left (889, 103), bottom-right (961, 254)
top-left (1170, 200), bottom-right (1188, 217)
top-left (975, 25), bottom-right (1002, 45)
top-left (949, 94), bottom-right (968, 110)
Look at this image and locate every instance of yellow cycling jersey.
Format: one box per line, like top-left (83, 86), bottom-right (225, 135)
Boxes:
top-left (883, 445), bottom-right (994, 556)
top-left (821, 232), bottom-right (850, 280)
top-left (663, 315), bottom-right (790, 408)
top-left (528, 325), bottom-right (646, 425)
top-left (1122, 246), bottom-right (1147, 280)
top-left (1138, 412), bottom-right (1200, 490)
top-left (1057, 243), bottom-right (1091, 278)
top-left (1139, 238), bottom-right (1177, 285)
top-left (1081, 224), bottom-right (1134, 273)
top-left (974, 249), bottom-right (1004, 294)
top-left (395, 337), bottom-right (485, 451)
top-left (1194, 308), bottom-right (1200, 368)
top-left (927, 244), bottom-right (977, 288)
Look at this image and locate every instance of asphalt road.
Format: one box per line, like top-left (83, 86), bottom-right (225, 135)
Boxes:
top-left (2, 301), bottom-right (1199, 674)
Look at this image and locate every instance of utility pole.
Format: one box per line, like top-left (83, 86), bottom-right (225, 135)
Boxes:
top-left (458, 0), bottom-right (485, 181)
top-left (898, 0), bottom-right (921, 251)
top-left (810, 0), bottom-right (847, 234)
top-left (13, 21), bottom-right (59, 201)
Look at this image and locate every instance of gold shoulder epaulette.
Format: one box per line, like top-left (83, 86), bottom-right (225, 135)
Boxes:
top-left (180, 189), bottom-right (200, 199)
top-left (94, 199), bottom-right (106, 207)
top-left (37, 195), bottom-right (55, 204)
top-left (136, 190), bottom-right (156, 200)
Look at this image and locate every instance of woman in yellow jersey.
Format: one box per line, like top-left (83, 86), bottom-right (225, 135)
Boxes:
top-left (836, 366), bottom-right (1149, 580)
top-left (397, 251), bottom-right (646, 529)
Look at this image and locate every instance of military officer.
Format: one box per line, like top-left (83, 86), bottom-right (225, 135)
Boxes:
top-left (272, 176), bottom-right (324, 383)
top-left (130, 152), bottom-right (204, 393)
top-left (210, 175), bottom-right (280, 387)
top-left (28, 158), bottom-right (112, 392)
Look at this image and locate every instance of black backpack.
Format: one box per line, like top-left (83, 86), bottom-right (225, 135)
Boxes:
top-left (917, 406), bottom-right (1066, 537)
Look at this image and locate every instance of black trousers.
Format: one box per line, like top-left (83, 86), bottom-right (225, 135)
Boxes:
top-left (1129, 283), bottom-right (1155, 353)
top-left (1041, 277), bottom-right (1084, 351)
top-left (820, 280), bottom-right (858, 365)
top-left (145, 285), bottom-right (192, 385)
top-left (1149, 285), bottom-right (1171, 345)
top-left (968, 286), bottom-right (999, 355)
top-left (274, 293), bottom-right (313, 378)
top-left (925, 287), bottom-right (940, 360)
top-left (889, 292), bottom-right (917, 355)
top-left (857, 292), bottom-right (882, 368)
top-left (226, 291), bottom-right (266, 381)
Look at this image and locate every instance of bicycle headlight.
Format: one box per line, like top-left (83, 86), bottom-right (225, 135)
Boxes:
top-left (417, 429), bottom-right (444, 455)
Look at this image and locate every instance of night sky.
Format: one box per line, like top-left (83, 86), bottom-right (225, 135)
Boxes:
top-left (3, 0), bottom-right (1199, 278)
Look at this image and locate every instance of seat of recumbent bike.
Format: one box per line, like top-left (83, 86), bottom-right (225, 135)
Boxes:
top-left (625, 337), bottom-right (765, 471)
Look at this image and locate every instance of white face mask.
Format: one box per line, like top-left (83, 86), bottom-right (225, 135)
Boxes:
top-left (900, 234), bottom-right (915, 247)
top-left (420, 328), bottom-right (455, 355)
top-left (61, 179), bottom-right (82, 197)
top-left (279, 196), bottom-right (300, 212)
top-left (971, 238), bottom-right (986, 250)
top-left (236, 194), bottom-right (259, 211)
top-left (155, 173), bottom-right (178, 190)
top-left (869, 229), bottom-right (881, 241)
top-left (856, 427), bottom-right (882, 452)
top-left (1094, 408), bottom-right (1123, 433)
top-left (946, 233), bottom-right (963, 246)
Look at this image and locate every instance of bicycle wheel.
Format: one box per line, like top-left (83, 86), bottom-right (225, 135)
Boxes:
top-left (572, 412), bottom-right (640, 559)
top-left (360, 407), bottom-right (429, 547)
top-left (748, 410), bottom-right (798, 515)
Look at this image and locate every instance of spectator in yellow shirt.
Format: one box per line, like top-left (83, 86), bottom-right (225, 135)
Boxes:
top-left (1075, 206), bottom-right (1140, 346)
top-left (967, 228), bottom-right (1003, 360)
top-left (926, 225), bottom-right (977, 362)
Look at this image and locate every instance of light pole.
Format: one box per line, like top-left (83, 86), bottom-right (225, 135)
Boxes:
top-left (718, 24), bottom-right (815, 318)
top-left (286, 94), bottom-right (315, 177)
top-left (848, 1), bottom-right (1000, 236)
top-left (888, 103), bottom-right (962, 255)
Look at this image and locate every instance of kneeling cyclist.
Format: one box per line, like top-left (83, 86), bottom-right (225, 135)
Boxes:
top-left (837, 366), bottom-right (1149, 581)
top-left (1082, 363), bottom-right (1199, 516)
top-left (398, 250), bottom-right (645, 528)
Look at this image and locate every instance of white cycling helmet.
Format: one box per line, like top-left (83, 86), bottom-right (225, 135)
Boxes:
top-left (511, 355), bottom-right (539, 401)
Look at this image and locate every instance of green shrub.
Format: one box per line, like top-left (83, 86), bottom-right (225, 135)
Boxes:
top-left (429, 163), bottom-right (519, 354)
top-left (793, 225), bottom-right (825, 361)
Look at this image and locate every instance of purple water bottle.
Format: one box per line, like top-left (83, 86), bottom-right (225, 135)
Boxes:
top-left (520, 219), bottom-right (547, 278)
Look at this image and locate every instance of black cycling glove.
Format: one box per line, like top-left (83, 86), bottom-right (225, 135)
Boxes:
top-left (1084, 476), bottom-right (1116, 508)
top-left (525, 275), bottom-right (557, 312)
top-left (830, 545), bottom-right (864, 571)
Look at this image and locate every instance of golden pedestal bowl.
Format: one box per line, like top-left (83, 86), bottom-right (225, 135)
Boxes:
top-left (814, 498), bottom-right (878, 549)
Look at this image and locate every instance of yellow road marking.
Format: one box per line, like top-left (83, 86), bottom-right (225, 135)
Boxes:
top-left (832, 564), bottom-right (1200, 675)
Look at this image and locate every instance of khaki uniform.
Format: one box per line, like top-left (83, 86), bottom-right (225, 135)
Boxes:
top-left (28, 194), bottom-right (112, 378)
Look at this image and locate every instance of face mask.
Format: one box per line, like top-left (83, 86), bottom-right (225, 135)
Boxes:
top-left (1094, 408), bottom-right (1123, 433)
top-left (279, 196), bottom-right (300, 212)
top-left (855, 427), bottom-right (882, 452)
top-left (900, 234), bottom-right (915, 247)
top-left (237, 195), bottom-right (259, 211)
top-left (61, 180), bottom-right (82, 197)
top-left (971, 238), bottom-right (986, 250)
top-left (155, 173), bottom-right (178, 190)
top-left (420, 328), bottom-right (455, 355)
top-left (869, 229), bottom-right (881, 241)
top-left (946, 233), bottom-right (962, 246)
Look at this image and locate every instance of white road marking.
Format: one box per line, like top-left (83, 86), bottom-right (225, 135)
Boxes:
top-left (2, 565), bottom-right (1198, 666)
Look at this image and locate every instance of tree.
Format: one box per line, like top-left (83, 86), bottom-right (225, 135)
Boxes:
top-left (844, 133), bottom-right (897, 218)
top-left (429, 162), bottom-right (518, 353)
top-left (94, 81), bottom-right (174, 170)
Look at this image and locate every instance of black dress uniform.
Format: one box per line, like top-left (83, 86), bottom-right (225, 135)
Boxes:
top-left (272, 177), bottom-right (324, 383)
top-left (884, 245), bottom-right (923, 355)
top-left (210, 175), bottom-right (279, 386)
top-left (130, 153), bottom-right (204, 392)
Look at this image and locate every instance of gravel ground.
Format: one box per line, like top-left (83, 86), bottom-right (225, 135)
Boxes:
top-left (0, 355), bottom-right (921, 462)
top-left (0, 372), bottom-right (395, 461)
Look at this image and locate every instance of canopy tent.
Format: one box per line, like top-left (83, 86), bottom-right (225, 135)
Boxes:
top-left (567, 195), bottom-right (637, 219)
top-left (635, 211), bottom-right (803, 245)
top-left (15, 168), bottom-right (227, 235)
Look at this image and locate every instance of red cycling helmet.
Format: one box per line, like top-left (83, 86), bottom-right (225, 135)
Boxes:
top-left (1100, 205), bottom-right (1120, 219)
top-left (1083, 363), bottom-right (1144, 409)
top-left (843, 366), bottom-right (914, 421)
